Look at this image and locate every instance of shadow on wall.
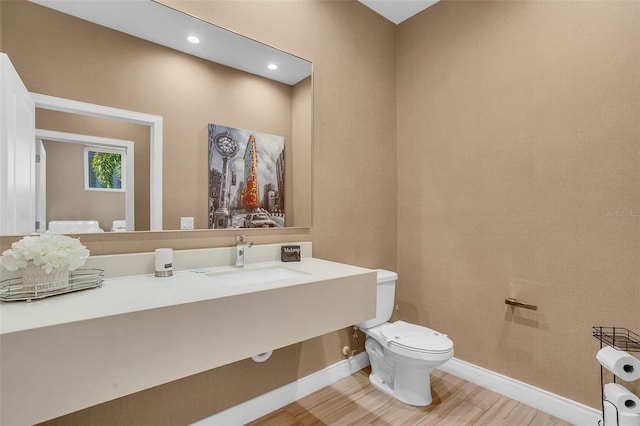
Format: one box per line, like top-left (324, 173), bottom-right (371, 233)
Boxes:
top-left (503, 306), bottom-right (550, 331)
top-left (497, 306), bottom-right (552, 373)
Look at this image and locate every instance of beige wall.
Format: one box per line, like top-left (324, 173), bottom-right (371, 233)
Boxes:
top-left (42, 140), bottom-right (126, 231)
top-left (0, 1), bottom-right (398, 424)
top-left (397, 0), bottom-right (640, 409)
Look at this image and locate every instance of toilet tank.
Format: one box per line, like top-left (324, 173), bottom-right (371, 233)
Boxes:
top-left (355, 269), bottom-right (398, 330)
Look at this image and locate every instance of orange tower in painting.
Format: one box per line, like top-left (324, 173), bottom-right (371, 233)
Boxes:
top-left (241, 135), bottom-right (259, 209)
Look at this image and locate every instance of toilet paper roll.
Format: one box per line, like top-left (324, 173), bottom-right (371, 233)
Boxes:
top-left (597, 346), bottom-right (640, 382)
top-left (620, 413), bottom-right (640, 426)
top-left (605, 383), bottom-right (640, 415)
top-left (604, 402), bottom-right (640, 426)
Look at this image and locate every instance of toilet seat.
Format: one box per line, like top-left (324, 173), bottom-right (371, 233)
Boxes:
top-left (379, 321), bottom-right (453, 354)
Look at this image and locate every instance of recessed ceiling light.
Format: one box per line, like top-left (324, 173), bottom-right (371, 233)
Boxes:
top-left (267, 63), bottom-right (278, 70)
top-left (187, 35), bottom-right (200, 44)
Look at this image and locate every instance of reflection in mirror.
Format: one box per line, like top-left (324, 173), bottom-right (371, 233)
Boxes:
top-left (34, 128), bottom-right (136, 233)
top-left (30, 93), bottom-right (164, 232)
top-left (0, 0), bottom-right (312, 235)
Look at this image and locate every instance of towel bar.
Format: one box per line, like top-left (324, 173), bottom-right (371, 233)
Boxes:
top-left (505, 298), bottom-right (537, 311)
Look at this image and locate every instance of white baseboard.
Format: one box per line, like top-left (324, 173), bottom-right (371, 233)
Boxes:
top-left (190, 352), bottom-right (370, 425)
top-left (191, 353), bottom-right (601, 426)
top-left (438, 357), bottom-right (602, 426)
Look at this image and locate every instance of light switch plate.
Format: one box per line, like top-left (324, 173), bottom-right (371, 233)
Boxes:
top-left (180, 217), bottom-right (194, 230)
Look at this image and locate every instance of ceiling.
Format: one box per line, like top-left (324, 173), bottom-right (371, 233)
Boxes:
top-left (359, 0), bottom-right (439, 24)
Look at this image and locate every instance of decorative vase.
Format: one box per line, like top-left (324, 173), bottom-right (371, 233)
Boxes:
top-left (22, 263), bottom-right (70, 293)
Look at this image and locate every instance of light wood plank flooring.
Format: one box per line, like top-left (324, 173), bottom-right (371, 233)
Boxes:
top-left (248, 368), bottom-right (573, 426)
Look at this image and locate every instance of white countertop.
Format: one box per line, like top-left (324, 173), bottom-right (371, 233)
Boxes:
top-left (0, 258), bottom-right (372, 335)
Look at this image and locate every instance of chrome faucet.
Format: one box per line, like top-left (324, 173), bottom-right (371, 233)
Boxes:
top-left (234, 235), bottom-right (253, 268)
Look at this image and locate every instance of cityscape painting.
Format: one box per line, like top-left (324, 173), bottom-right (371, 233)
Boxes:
top-left (208, 123), bottom-right (285, 229)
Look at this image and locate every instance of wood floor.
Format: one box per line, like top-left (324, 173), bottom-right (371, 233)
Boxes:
top-left (248, 368), bottom-right (573, 426)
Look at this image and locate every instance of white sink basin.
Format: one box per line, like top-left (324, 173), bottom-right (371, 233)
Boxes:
top-left (199, 265), bottom-right (309, 286)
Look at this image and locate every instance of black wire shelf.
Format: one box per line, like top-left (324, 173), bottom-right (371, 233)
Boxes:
top-left (593, 326), bottom-right (640, 425)
top-left (593, 327), bottom-right (640, 353)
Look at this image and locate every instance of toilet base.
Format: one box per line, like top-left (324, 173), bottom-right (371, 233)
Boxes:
top-left (368, 371), bottom-right (434, 407)
top-left (395, 360), bottom-right (433, 406)
top-left (365, 336), bottom-right (435, 407)
top-left (369, 372), bottom-right (395, 399)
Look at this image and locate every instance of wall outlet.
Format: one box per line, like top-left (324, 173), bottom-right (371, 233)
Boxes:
top-left (180, 217), bottom-right (194, 230)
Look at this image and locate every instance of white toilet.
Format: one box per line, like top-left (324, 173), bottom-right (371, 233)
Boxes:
top-left (355, 269), bottom-right (454, 406)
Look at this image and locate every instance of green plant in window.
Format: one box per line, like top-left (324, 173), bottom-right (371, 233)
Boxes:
top-left (91, 152), bottom-right (121, 188)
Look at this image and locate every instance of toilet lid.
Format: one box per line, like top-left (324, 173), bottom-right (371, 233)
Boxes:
top-left (380, 321), bottom-right (453, 354)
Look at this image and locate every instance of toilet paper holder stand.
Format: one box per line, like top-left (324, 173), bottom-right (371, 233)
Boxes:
top-left (593, 326), bottom-right (640, 426)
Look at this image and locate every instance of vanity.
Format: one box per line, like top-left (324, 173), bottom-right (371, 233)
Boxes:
top-left (0, 242), bottom-right (376, 425)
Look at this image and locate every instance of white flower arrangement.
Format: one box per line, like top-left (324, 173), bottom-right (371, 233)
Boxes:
top-left (1, 233), bottom-right (90, 273)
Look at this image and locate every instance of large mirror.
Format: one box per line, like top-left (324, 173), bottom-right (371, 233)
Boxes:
top-left (0, 0), bottom-right (312, 234)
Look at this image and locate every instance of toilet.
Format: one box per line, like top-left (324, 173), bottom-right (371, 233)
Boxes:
top-left (355, 269), bottom-right (454, 406)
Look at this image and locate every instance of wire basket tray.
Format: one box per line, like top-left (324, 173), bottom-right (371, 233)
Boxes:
top-left (0, 268), bottom-right (104, 302)
top-left (593, 326), bottom-right (640, 352)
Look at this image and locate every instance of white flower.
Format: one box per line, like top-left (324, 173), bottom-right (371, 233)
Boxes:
top-left (0, 233), bottom-right (89, 273)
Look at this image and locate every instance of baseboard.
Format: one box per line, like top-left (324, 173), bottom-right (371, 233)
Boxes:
top-left (191, 353), bottom-right (602, 426)
top-left (190, 352), bottom-right (370, 425)
top-left (438, 357), bottom-right (602, 426)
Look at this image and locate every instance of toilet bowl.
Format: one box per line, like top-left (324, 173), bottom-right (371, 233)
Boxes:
top-left (355, 270), bottom-right (454, 406)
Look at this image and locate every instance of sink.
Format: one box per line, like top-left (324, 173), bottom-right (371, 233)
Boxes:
top-left (199, 265), bottom-right (309, 286)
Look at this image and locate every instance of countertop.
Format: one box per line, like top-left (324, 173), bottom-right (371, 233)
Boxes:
top-left (0, 258), bottom-right (372, 335)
